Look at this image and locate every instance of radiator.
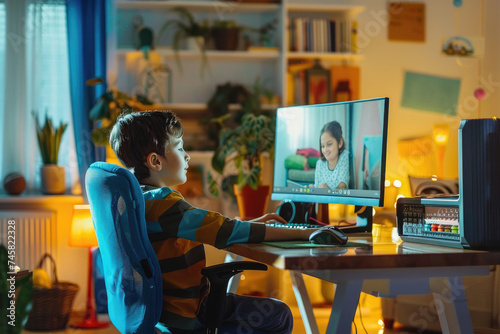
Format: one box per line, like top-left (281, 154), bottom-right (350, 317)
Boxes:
top-left (0, 210), bottom-right (57, 271)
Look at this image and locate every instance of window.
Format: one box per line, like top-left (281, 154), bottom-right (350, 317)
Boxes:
top-left (0, 1), bottom-right (78, 194)
top-left (0, 3), bottom-right (6, 165)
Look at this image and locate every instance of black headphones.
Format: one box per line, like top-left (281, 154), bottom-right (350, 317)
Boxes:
top-left (276, 201), bottom-right (315, 224)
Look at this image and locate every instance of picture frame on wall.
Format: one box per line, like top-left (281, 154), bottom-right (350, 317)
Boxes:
top-left (305, 59), bottom-right (331, 104)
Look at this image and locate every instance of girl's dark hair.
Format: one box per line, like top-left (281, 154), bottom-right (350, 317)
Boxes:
top-left (109, 110), bottom-right (183, 182)
top-left (319, 121), bottom-right (345, 161)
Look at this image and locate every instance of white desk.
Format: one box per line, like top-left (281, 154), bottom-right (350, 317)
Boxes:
top-left (227, 236), bottom-right (500, 334)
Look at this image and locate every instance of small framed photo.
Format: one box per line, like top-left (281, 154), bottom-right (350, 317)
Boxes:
top-left (305, 60), bottom-right (331, 104)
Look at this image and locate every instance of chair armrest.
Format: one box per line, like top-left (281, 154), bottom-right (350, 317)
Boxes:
top-left (201, 261), bottom-right (267, 281)
top-left (201, 261), bottom-right (268, 333)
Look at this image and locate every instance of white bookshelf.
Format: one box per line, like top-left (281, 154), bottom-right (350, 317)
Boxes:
top-left (110, 1), bottom-right (364, 109)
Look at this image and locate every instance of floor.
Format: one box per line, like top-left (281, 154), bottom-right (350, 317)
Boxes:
top-left (23, 294), bottom-right (444, 334)
top-left (290, 293), bottom-right (442, 334)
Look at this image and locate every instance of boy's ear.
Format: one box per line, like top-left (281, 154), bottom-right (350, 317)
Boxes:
top-left (339, 138), bottom-right (344, 149)
top-left (146, 152), bottom-right (162, 171)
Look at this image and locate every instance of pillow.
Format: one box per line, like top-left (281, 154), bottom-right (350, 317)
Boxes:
top-left (307, 157), bottom-right (319, 168)
top-left (296, 148), bottom-right (321, 158)
top-left (285, 154), bottom-right (307, 170)
top-left (288, 169), bottom-right (315, 183)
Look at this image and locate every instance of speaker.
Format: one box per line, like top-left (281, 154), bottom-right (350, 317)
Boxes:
top-left (459, 118), bottom-right (500, 249)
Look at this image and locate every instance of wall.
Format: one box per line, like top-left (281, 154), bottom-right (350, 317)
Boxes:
top-left (291, 0), bottom-right (500, 197)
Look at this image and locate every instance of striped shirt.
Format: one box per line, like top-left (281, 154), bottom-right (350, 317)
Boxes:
top-left (142, 186), bottom-right (266, 330)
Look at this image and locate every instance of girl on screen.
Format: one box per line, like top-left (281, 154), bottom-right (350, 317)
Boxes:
top-left (314, 121), bottom-right (350, 190)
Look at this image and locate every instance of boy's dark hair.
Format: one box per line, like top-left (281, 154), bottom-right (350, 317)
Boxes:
top-left (109, 110), bottom-right (183, 182)
top-left (319, 121), bottom-right (345, 161)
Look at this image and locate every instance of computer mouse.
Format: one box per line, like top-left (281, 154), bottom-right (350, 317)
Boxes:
top-left (309, 226), bottom-right (348, 245)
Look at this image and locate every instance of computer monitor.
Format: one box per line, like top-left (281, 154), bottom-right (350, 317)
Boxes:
top-left (271, 97), bottom-right (389, 232)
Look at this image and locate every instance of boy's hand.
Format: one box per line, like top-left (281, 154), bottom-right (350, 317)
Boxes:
top-left (249, 213), bottom-right (287, 225)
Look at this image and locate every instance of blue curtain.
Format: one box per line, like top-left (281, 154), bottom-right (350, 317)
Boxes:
top-left (66, 0), bottom-right (107, 201)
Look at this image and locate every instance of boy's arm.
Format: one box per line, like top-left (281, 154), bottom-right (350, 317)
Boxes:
top-left (263, 225), bottom-right (318, 241)
top-left (248, 213), bottom-right (318, 241)
top-left (248, 213), bottom-right (287, 224)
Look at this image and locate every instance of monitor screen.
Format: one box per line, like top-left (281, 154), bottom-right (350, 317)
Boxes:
top-left (271, 97), bottom-right (389, 208)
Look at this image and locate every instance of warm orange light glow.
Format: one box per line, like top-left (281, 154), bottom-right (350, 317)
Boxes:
top-left (433, 124), bottom-right (450, 179)
top-left (68, 204), bottom-right (98, 248)
top-left (433, 124), bottom-right (450, 148)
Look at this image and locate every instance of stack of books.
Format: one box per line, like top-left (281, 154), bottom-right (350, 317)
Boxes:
top-left (289, 18), bottom-right (358, 53)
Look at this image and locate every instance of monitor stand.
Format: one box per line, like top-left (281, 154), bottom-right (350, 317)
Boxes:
top-left (318, 203), bottom-right (372, 233)
top-left (277, 201), bottom-right (372, 233)
top-left (340, 205), bottom-right (373, 234)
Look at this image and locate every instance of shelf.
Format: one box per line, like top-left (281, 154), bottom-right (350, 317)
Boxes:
top-left (286, 4), bottom-right (364, 18)
top-left (115, 48), bottom-right (280, 60)
top-left (116, 1), bottom-right (280, 13)
top-left (286, 52), bottom-right (364, 61)
top-left (158, 103), bottom-right (206, 111)
top-left (152, 103), bottom-right (279, 112)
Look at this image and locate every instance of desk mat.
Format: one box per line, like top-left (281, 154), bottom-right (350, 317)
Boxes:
top-left (262, 240), bottom-right (370, 249)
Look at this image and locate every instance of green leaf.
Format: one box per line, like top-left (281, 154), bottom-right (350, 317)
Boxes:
top-left (211, 148), bottom-right (226, 174)
top-left (14, 273), bottom-right (33, 333)
top-left (208, 173), bottom-right (219, 197)
top-left (89, 99), bottom-right (109, 120)
top-left (32, 111), bottom-right (67, 164)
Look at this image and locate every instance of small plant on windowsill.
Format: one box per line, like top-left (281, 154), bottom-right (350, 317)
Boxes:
top-left (32, 110), bottom-right (68, 194)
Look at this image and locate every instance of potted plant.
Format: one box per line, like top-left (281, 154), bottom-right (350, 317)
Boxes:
top-left (211, 20), bottom-right (242, 51)
top-left (156, 7), bottom-right (210, 74)
top-left (0, 245), bottom-right (33, 334)
top-left (208, 79), bottom-right (276, 219)
top-left (244, 19), bottom-right (278, 48)
top-left (32, 111), bottom-right (68, 194)
top-left (210, 112), bottom-right (275, 219)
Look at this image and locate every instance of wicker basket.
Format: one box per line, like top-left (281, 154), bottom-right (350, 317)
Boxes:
top-left (25, 253), bottom-right (80, 331)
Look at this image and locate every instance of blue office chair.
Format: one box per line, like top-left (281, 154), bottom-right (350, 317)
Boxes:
top-left (85, 162), bottom-right (267, 334)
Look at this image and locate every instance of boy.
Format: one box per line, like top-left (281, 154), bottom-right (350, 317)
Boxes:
top-left (109, 110), bottom-right (319, 334)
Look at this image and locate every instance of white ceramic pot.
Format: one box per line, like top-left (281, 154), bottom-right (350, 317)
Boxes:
top-left (40, 165), bottom-right (66, 194)
top-left (185, 36), bottom-right (205, 52)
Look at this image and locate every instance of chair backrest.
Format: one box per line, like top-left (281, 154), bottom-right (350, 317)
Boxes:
top-left (85, 162), bottom-right (162, 334)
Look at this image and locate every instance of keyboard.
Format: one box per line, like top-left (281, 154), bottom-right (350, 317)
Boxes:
top-left (266, 222), bottom-right (320, 229)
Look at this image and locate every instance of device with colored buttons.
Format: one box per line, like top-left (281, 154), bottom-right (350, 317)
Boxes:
top-left (396, 196), bottom-right (462, 248)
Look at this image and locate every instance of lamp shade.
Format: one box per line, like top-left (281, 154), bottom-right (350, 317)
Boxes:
top-left (69, 204), bottom-right (98, 248)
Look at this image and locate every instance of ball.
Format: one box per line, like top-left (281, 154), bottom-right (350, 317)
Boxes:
top-left (474, 88), bottom-right (486, 100)
top-left (3, 173), bottom-right (26, 195)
